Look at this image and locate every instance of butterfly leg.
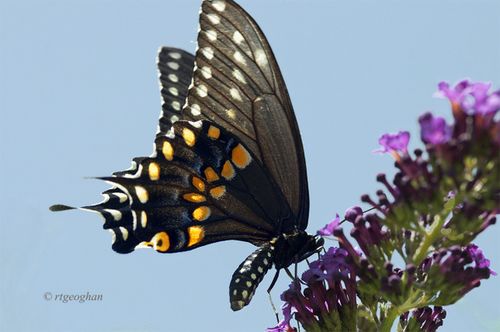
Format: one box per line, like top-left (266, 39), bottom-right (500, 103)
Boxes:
top-left (267, 270), bottom-right (281, 323)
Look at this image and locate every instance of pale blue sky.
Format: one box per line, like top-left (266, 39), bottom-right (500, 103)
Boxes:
top-left (1, 0), bottom-right (499, 331)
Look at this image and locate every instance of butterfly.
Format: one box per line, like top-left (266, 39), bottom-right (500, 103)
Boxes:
top-left (51, 0), bottom-right (323, 311)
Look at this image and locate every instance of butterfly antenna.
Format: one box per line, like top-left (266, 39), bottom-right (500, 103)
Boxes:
top-left (339, 206), bottom-right (377, 225)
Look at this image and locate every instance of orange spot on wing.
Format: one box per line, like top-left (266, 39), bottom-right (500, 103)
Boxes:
top-left (151, 232), bottom-right (170, 252)
top-left (183, 193), bottom-right (206, 203)
top-left (207, 125), bottom-right (220, 139)
top-left (187, 226), bottom-right (205, 247)
top-left (209, 186), bottom-right (226, 199)
top-left (148, 162), bottom-right (160, 181)
top-left (231, 144), bottom-right (251, 169)
top-left (192, 206), bottom-right (211, 221)
top-left (162, 141), bottom-right (174, 161)
top-left (221, 160), bottom-right (235, 180)
top-left (192, 177), bottom-right (206, 192)
top-left (182, 128), bottom-right (196, 147)
top-left (204, 167), bottom-right (219, 182)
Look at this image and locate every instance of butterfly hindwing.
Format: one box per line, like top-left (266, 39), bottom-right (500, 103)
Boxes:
top-left (86, 120), bottom-right (292, 254)
top-left (156, 47), bottom-right (195, 137)
top-left (177, 0), bottom-right (309, 230)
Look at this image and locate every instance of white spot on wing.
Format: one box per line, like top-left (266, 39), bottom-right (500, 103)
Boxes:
top-left (135, 186), bottom-right (149, 203)
top-left (232, 31), bottom-right (244, 44)
top-left (168, 52), bottom-right (181, 59)
top-left (233, 51), bottom-right (246, 65)
top-left (189, 120), bottom-right (203, 128)
top-left (230, 88), bottom-right (242, 101)
top-left (168, 87), bottom-right (179, 96)
top-left (207, 13), bottom-right (220, 24)
top-left (205, 30), bottom-right (217, 41)
top-left (226, 108), bottom-right (236, 119)
top-left (201, 47), bottom-right (214, 60)
top-left (191, 104), bottom-right (201, 116)
top-left (132, 210), bottom-right (138, 230)
top-left (212, 0), bottom-right (226, 11)
top-left (167, 73), bottom-right (178, 82)
top-left (171, 101), bottom-right (181, 111)
top-left (200, 66), bottom-right (212, 79)
top-left (170, 115), bottom-right (179, 123)
top-left (232, 69), bottom-right (246, 84)
top-left (104, 209), bottom-right (122, 221)
top-left (119, 226), bottom-right (128, 241)
top-left (255, 49), bottom-right (268, 67)
top-left (197, 84), bottom-right (208, 97)
top-left (167, 62), bottom-right (180, 70)
top-left (115, 193), bottom-right (128, 203)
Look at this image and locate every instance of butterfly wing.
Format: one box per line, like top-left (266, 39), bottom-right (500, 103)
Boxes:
top-left (181, 0), bottom-right (309, 231)
top-left (83, 120), bottom-right (291, 254)
top-left (156, 47), bottom-right (195, 137)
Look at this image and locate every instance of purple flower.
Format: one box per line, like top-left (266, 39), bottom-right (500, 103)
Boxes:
top-left (434, 80), bottom-right (472, 109)
top-left (418, 112), bottom-right (452, 145)
top-left (344, 206), bottom-right (363, 222)
top-left (374, 131), bottom-right (410, 155)
top-left (467, 244), bottom-right (497, 276)
top-left (266, 319), bottom-right (294, 332)
top-left (471, 83), bottom-right (500, 114)
top-left (435, 79), bottom-right (500, 115)
top-left (317, 214), bottom-right (340, 236)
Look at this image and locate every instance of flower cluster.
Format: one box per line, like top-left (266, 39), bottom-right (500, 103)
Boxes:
top-left (399, 306), bottom-right (446, 332)
top-left (270, 80), bottom-right (498, 332)
top-left (268, 248), bottom-right (357, 332)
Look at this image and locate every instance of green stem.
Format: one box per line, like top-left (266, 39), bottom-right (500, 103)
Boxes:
top-left (412, 214), bottom-right (446, 265)
top-left (380, 305), bottom-right (400, 332)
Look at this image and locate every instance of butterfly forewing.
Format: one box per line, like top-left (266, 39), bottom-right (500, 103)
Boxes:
top-left (181, 0), bottom-right (309, 230)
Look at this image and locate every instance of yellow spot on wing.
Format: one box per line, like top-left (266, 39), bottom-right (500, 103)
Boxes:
top-left (187, 226), bottom-right (205, 247)
top-left (182, 128), bottom-right (196, 147)
top-left (204, 167), bottom-right (219, 182)
top-left (232, 144), bottom-right (251, 169)
top-left (207, 125), bottom-right (220, 139)
top-left (140, 210), bottom-right (148, 228)
top-left (192, 177), bottom-right (205, 192)
top-left (151, 232), bottom-right (170, 252)
top-left (148, 162), bottom-right (160, 181)
top-left (192, 206), bottom-right (211, 221)
top-left (209, 186), bottom-right (226, 199)
top-left (162, 141), bottom-right (174, 161)
top-left (221, 160), bottom-right (235, 180)
top-left (183, 193), bottom-right (206, 203)
top-left (135, 186), bottom-right (149, 203)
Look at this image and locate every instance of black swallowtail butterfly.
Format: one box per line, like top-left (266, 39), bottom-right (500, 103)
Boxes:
top-left (51, 0), bottom-right (324, 311)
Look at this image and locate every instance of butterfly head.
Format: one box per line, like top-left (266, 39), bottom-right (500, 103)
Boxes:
top-left (273, 231), bottom-right (324, 269)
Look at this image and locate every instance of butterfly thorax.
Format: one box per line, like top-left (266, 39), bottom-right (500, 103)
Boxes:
top-left (272, 231), bottom-right (324, 269)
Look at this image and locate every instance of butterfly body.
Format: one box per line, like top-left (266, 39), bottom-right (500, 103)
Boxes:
top-left (51, 0), bottom-right (323, 311)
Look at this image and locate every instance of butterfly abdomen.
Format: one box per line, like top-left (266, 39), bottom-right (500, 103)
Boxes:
top-left (229, 242), bottom-right (275, 311)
